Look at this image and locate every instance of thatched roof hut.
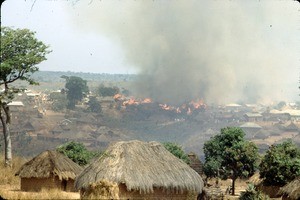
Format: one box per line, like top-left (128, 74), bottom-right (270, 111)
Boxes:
top-left (279, 177), bottom-right (300, 200)
top-left (75, 140), bottom-right (204, 199)
top-left (16, 150), bottom-right (83, 192)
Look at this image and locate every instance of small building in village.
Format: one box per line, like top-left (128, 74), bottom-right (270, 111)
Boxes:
top-left (188, 152), bottom-right (203, 176)
top-left (244, 112), bottom-right (263, 122)
top-left (16, 150), bottom-right (83, 192)
top-left (75, 140), bottom-right (204, 199)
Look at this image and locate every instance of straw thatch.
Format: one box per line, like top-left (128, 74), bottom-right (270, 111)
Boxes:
top-left (279, 177), bottom-right (300, 200)
top-left (75, 140), bottom-right (204, 195)
top-left (16, 150), bottom-right (83, 181)
top-left (248, 172), bottom-right (263, 186)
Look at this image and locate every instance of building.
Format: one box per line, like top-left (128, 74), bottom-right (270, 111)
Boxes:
top-left (279, 177), bottom-right (300, 200)
top-left (75, 140), bottom-right (204, 199)
top-left (16, 150), bottom-right (83, 192)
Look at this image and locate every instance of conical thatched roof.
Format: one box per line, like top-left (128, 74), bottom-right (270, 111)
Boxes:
top-left (75, 140), bottom-right (204, 194)
top-left (279, 177), bottom-right (300, 199)
top-left (16, 150), bottom-right (83, 180)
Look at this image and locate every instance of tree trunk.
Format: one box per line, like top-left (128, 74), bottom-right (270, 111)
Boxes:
top-left (231, 177), bottom-right (236, 196)
top-left (0, 105), bottom-right (12, 167)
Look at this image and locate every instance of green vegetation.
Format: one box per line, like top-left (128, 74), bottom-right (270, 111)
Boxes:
top-left (163, 142), bottom-right (190, 164)
top-left (62, 76), bottom-right (89, 109)
top-left (87, 96), bottom-right (102, 113)
top-left (0, 27), bottom-right (50, 166)
top-left (259, 140), bottom-right (300, 186)
top-left (203, 127), bottom-right (259, 195)
top-left (56, 141), bottom-right (100, 166)
top-left (49, 92), bottom-right (67, 111)
top-left (97, 84), bottom-right (119, 97)
top-left (239, 184), bottom-right (270, 200)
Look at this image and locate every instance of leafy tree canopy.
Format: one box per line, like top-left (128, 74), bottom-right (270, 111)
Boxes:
top-left (1, 27), bottom-right (50, 102)
top-left (163, 142), bottom-right (190, 164)
top-left (97, 84), bottom-right (119, 97)
top-left (203, 127), bottom-right (259, 195)
top-left (56, 141), bottom-right (100, 166)
top-left (259, 140), bottom-right (300, 186)
top-left (62, 76), bottom-right (89, 109)
top-left (87, 96), bottom-right (102, 113)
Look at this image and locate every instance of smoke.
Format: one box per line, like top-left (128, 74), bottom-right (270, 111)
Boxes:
top-left (65, 0), bottom-right (299, 105)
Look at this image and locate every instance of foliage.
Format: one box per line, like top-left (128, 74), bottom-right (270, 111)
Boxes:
top-left (239, 184), bottom-right (270, 200)
top-left (62, 76), bottom-right (89, 109)
top-left (259, 140), bottom-right (300, 186)
top-left (49, 92), bottom-right (67, 111)
top-left (87, 96), bottom-right (102, 113)
top-left (203, 127), bottom-right (259, 195)
top-left (56, 141), bottom-right (100, 166)
top-left (163, 142), bottom-right (190, 164)
top-left (0, 27), bottom-right (50, 166)
top-left (0, 27), bottom-right (50, 103)
top-left (97, 84), bottom-right (119, 97)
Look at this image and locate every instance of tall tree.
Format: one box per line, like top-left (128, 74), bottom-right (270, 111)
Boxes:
top-left (259, 140), bottom-right (300, 186)
top-left (62, 76), bottom-right (89, 109)
top-left (203, 127), bottom-right (259, 195)
top-left (0, 27), bottom-right (50, 166)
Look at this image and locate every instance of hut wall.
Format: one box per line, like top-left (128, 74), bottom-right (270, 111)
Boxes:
top-left (118, 184), bottom-right (193, 200)
top-left (66, 179), bottom-right (76, 192)
top-left (21, 176), bottom-right (61, 191)
top-left (21, 176), bottom-right (75, 192)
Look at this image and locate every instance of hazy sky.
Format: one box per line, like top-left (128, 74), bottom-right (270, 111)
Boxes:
top-left (2, 0), bottom-right (300, 103)
top-left (2, 0), bottom-right (136, 74)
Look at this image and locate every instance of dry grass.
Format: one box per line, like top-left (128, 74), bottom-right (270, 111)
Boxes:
top-left (0, 155), bottom-right (27, 186)
top-left (0, 155), bottom-right (79, 199)
top-left (0, 186), bottom-right (79, 199)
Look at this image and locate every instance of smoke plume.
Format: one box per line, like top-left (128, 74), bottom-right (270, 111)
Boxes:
top-left (66, 1), bottom-right (299, 105)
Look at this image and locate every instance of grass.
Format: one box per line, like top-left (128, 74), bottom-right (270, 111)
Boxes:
top-left (0, 155), bottom-right (79, 199)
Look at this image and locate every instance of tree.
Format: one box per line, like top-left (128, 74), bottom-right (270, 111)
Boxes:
top-left (87, 96), bottom-right (102, 113)
top-left (56, 141), bottom-right (99, 166)
top-left (49, 91), bottom-right (67, 111)
top-left (97, 84), bottom-right (119, 97)
top-left (0, 27), bottom-right (50, 167)
top-left (163, 142), bottom-right (190, 164)
top-left (203, 127), bottom-right (259, 195)
top-left (62, 76), bottom-right (89, 109)
top-left (259, 140), bottom-right (300, 186)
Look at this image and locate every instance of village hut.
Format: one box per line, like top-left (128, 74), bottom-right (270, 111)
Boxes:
top-left (187, 152), bottom-right (203, 175)
top-left (279, 177), bottom-right (300, 200)
top-left (16, 150), bottom-right (83, 192)
top-left (75, 140), bottom-right (204, 199)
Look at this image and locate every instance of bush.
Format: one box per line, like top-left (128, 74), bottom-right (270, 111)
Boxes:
top-left (239, 184), bottom-right (270, 200)
top-left (259, 140), bottom-right (300, 186)
top-left (56, 141), bottom-right (100, 166)
top-left (163, 142), bottom-right (190, 164)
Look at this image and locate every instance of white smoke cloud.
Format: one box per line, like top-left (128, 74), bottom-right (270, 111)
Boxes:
top-left (65, 0), bottom-right (300, 104)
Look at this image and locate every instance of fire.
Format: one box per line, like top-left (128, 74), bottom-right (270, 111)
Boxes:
top-left (114, 94), bottom-right (152, 106)
top-left (114, 93), bottom-right (206, 115)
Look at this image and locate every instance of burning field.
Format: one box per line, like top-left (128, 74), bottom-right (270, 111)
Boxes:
top-left (113, 93), bottom-right (207, 118)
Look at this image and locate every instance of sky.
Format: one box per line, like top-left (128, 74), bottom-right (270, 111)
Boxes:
top-left (2, 0), bottom-right (300, 104)
top-left (2, 0), bottom-right (136, 74)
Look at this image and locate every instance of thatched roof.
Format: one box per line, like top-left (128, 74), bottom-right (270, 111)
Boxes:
top-left (16, 150), bottom-right (83, 180)
top-left (279, 177), bottom-right (300, 199)
top-left (75, 140), bottom-right (204, 194)
top-left (248, 172), bottom-right (263, 185)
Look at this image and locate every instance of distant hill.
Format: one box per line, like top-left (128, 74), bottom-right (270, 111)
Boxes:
top-left (32, 71), bottom-right (136, 83)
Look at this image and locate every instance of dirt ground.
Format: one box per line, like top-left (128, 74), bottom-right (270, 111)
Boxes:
top-left (0, 184), bottom-right (80, 199)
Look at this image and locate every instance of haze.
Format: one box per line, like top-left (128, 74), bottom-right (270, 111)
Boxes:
top-left (2, 0), bottom-right (300, 104)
